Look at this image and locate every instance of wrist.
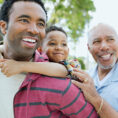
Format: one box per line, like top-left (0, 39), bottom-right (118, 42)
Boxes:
top-left (91, 95), bottom-right (103, 113)
top-left (19, 62), bottom-right (26, 73)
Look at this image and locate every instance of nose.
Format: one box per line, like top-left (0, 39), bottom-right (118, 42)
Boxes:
top-left (27, 23), bottom-right (39, 35)
top-left (100, 41), bottom-right (109, 51)
top-left (55, 45), bottom-right (62, 50)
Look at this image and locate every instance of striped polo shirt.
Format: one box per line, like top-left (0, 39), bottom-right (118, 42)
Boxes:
top-left (14, 51), bottom-right (98, 118)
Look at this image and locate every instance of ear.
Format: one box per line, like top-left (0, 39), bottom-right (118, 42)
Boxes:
top-left (87, 43), bottom-right (91, 53)
top-left (0, 20), bottom-right (7, 35)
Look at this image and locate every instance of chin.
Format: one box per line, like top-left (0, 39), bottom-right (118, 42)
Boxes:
top-left (98, 61), bottom-right (116, 70)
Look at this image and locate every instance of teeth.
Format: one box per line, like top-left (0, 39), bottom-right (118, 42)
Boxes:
top-left (23, 38), bottom-right (36, 43)
top-left (101, 54), bottom-right (111, 60)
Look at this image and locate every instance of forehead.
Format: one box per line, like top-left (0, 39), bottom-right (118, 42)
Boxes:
top-left (46, 31), bottom-right (67, 41)
top-left (9, 1), bottom-right (46, 21)
top-left (89, 25), bottom-right (117, 41)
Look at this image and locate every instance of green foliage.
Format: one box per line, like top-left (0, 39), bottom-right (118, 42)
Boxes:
top-left (0, 0), bottom-right (95, 42)
top-left (0, 0), bottom-right (3, 3)
top-left (43, 0), bottom-right (95, 42)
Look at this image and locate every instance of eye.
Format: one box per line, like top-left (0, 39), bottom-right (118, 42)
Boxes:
top-left (19, 19), bottom-right (29, 23)
top-left (62, 43), bottom-right (67, 46)
top-left (48, 42), bottom-right (56, 46)
top-left (93, 40), bottom-right (100, 44)
top-left (37, 22), bottom-right (45, 28)
top-left (108, 38), bottom-right (114, 42)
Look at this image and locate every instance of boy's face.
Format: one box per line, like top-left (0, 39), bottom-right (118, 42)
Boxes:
top-left (42, 30), bottom-right (69, 62)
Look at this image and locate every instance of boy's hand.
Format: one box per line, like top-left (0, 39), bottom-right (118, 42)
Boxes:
top-left (0, 59), bottom-right (23, 77)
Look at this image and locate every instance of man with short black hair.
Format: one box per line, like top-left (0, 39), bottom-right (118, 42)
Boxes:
top-left (0, 0), bottom-right (98, 118)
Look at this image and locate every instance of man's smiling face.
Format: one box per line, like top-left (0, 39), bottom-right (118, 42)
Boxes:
top-left (2, 1), bottom-right (46, 60)
top-left (88, 24), bottom-right (118, 69)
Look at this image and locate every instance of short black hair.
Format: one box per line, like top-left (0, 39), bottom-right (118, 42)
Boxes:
top-left (46, 26), bottom-right (67, 37)
top-left (0, 0), bottom-right (47, 23)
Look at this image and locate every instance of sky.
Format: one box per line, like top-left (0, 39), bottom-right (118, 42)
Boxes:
top-left (69, 0), bottom-right (118, 69)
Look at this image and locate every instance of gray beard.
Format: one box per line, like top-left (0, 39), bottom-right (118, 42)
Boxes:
top-left (97, 56), bottom-right (117, 70)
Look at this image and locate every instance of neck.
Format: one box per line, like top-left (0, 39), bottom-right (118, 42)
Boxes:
top-left (3, 48), bottom-right (33, 61)
top-left (98, 67), bottom-right (111, 80)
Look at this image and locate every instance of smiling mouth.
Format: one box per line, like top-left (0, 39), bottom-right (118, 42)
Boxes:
top-left (22, 38), bottom-right (37, 48)
top-left (22, 38), bottom-right (37, 43)
top-left (54, 53), bottom-right (63, 55)
top-left (99, 53), bottom-right (112, 61)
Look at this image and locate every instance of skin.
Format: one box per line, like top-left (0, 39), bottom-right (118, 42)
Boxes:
top-left (0, 30), bottom-right (68, 77)
top-left (42, 31), bottom-right (69, 62)
top-left (72, 24), bottom-right (118, 118)
top-left (0, 1), bottom-right (46, 61)
top-left (88, 24), bottom-right (118, 79)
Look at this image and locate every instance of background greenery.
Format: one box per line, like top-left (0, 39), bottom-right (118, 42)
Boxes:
top-left (0, 0), bottom-right (95, 69)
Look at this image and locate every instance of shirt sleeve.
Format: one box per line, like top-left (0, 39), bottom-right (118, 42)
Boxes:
top-left (59, 80), bottom-right (98, 118)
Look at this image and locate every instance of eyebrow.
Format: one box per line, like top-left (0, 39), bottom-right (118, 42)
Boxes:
top-left (17, 15), bottom-right (31, 19)
top-left (93, 38), bottom-right (100, 41)
top-left (17, 14), bottom-right (46, 24)
top-left (106, 36), bottom-right (114, 39)
top-left (93, 36), bottom-right (115, 42)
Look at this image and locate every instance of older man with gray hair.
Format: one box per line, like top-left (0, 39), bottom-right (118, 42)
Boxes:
top-left (72, 23), bottom-right (118, 118)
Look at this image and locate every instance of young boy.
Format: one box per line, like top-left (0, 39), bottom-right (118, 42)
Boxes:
top-left (0, 26), bottom-right (80, 77)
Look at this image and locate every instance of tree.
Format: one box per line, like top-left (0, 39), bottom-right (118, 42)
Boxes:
top-left (43, 0), bottom-right (95, 42)
top-left (0, 0), bottom-right (95, 42)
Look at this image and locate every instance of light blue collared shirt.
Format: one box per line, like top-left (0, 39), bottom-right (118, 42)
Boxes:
top-left (89, 62), bottom-right (118, 111)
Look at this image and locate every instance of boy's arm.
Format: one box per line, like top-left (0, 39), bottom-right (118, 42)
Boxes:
top-left (22, 61), bottom-right (68, 77)
top-left (0, 59), bottom-right (68, 77)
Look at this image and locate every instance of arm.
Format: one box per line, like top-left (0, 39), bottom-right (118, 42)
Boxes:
top-left (0, 59), bottom-right (68, 77)
top-left (72, 69), bottom-right (118, 118)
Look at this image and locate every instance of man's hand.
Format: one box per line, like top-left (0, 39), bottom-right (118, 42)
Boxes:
top-left (71, 68), bottom-right (100, 104)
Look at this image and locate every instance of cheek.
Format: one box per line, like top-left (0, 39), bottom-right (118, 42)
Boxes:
top-left (46, 49), bottom-right (53, 58)
top-left (40, 29), bottom-right (46, 39)
top-left (64, 50), bottom-right (69, 59)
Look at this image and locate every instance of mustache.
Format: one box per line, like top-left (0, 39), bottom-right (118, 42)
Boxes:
top-left (21, 32), bottom-right (39, 39)
top-left (97, 50), bottom-right (115, 56)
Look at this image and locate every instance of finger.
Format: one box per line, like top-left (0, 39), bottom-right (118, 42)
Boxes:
top-left (0, 62), bottom-right (4, 68)
top-left (1, 65), bottom-right (7, 73)
top-left (0, 59), bottom-right (6, 62)
top-left (71, 80), bottom-right (84, 89)
top-left (73, 68), bottom-right (86, 74)
top-left (72, 71), bottom-right (86, 82)
top-left (3, 68), bottom-right (9, 76)
top-left (73, 68), bottom-right (80, 72)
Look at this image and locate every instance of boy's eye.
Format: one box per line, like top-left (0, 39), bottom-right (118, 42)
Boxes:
top-left (62, 43), bottom-right (67, 46)
top-left (49, 42), bottom-right (56, 46)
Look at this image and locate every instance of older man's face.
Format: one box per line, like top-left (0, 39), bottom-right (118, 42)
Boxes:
top-left (1, 1), bottom-right (46, 60)
top-left (88, 25), bottom-right (118, 69)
